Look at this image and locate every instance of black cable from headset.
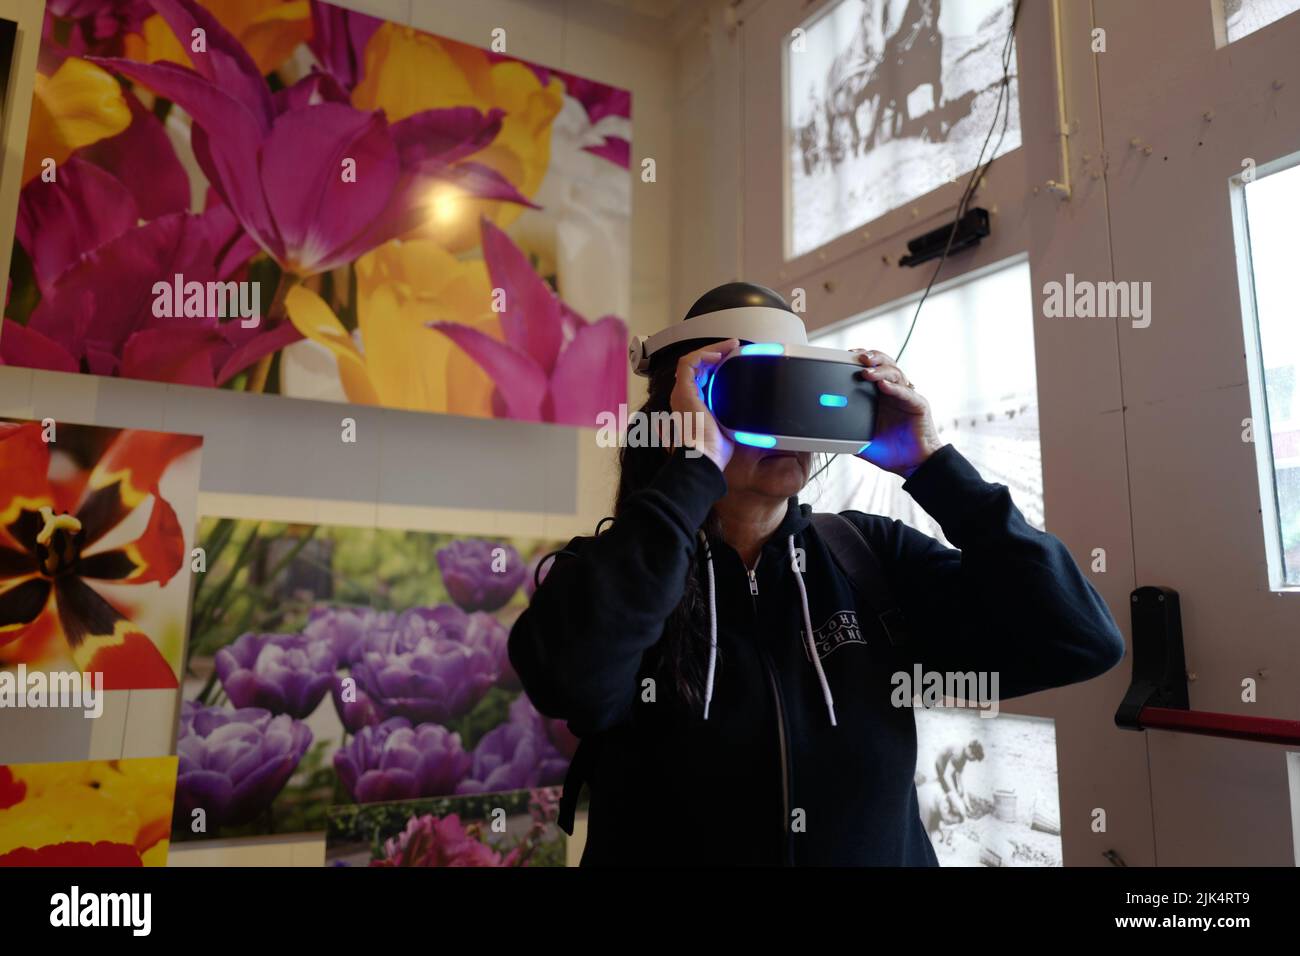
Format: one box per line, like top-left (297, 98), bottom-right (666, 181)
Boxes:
top-left (895, 0), bottom-right (1023, 363)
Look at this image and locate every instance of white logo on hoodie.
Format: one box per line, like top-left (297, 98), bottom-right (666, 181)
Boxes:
top-left (801, 610), bottom-right (865, 661)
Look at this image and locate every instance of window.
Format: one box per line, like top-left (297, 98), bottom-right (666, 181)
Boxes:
top-left (1216, 0), bottom-right (1300, 45)
top-left (804, 257), bottom-right (1041, 544)
top-left (785, 0), bottom-right (1020, 259)
top-left (1238, 158), bottom-right (1300, 588)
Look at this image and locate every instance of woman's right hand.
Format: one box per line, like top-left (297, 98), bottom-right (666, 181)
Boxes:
top-left (670, 339), bottom-right (739, 472)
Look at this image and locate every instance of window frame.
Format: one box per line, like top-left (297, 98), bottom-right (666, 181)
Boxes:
top-left (1231, 150), bottom-right (1300, 590)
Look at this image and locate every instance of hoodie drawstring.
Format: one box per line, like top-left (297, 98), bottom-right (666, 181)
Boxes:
top-left (700, 531), bottom-right (718, 720)
top-left (698, 531), bottom-right (838, 728)
top-left (789, 534), bottom-right (838, 727)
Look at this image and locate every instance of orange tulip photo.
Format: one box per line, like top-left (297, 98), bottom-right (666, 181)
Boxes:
top-left (0, 419), bottom-right (202, 690)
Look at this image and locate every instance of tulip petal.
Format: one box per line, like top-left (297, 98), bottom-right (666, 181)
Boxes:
top-left (79, 494), bottom-right (185, 586)
top-left (478, 218), bottom-right (564, 374)
top-left (0, 579), bottom-right (52, 640)
top-left (310, 3), bottom-right (382, 90)
top-left (0, 842), bottom-right (145, 867)
top-left (583, 137), bottom-right (631, 168)
top-left (145, 0), bottom-right (275, 128)
top-left (548, 315), bottom-right (628, 426)
top-left (88, 429), bottom-right (202, 524)
top-left (26, 212), bottom-right (220, 362)
top-left (261, 103), bottom-right (399, 275)
top-left (272, 71), bottom-right (351, 113)
top-left (213, 319), bottom-right (305, 386)
top-left (54, 579), bottom-right (177, 688)
top-left (21, 58), bottom-right (132, 185)
top-left (119, 326), bottom-right (226, 387)
top-left (237, 0), bottom-right (315, 76)
top-left (17, 157), bottom-right (139, 292)
top-left (74, 630), bottom-right (180, 691)
top-left (428, 322), bottom-right (548, 421)
top-left (91, 57), bottom-right (278, 255)
top-left (193, 199), bottom-right (262, 280)
top-left (328, 159), bottom-right (535, 269)
top-left (53, 574), bottom-right (123, 648)
top-left (0, 422), bottom-right (54, 522)
top-left (0, 547), bottom-right (34, 577)
top-left (390, 107), bottom-right (504, 167)
top-left (80, 88), bottom-right (190, 219)
top-left (0, 322), bottom-right (80, 375)
top-left (226, 752), bottom-right (302, 824)
top-left (433, 160), bottom-right (541, 207)
top-left (284, 284), bottom-right (380, 404)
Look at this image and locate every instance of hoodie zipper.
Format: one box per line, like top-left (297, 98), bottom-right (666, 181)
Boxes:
top-left (746, 555), bottom-right (795, 866)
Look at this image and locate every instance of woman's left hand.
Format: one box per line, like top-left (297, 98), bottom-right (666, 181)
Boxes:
top-left (853, 350), bottom-right (945, 479)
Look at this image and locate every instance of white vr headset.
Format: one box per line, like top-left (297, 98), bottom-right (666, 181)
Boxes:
top-left (628, 290), bottom-right (878, 455)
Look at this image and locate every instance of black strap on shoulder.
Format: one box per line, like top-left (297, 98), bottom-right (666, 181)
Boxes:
top-left (557, 736), bottom-right (593, 835)
top-left (810, 512), bottom-right (913, 649)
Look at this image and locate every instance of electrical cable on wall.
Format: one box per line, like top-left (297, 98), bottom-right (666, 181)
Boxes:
top-left (895, 0), bottom-right (1024, 363)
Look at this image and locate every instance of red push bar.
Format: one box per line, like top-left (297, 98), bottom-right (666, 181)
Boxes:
top-left (1137, 706), bottom-right (1300, 748)
top-left (1115, 587), bottom-right (1300, 747)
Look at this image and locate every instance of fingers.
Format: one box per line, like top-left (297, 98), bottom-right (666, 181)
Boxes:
top-left (855, 349), bottom-right (911, 388)
top-left (874, 376), bottom-right (927, 411)
top-left (677, 338), bottom-right (739, 390)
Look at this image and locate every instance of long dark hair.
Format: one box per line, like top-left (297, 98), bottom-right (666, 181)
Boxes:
top-left (612, 359), bottom-right (720, 713)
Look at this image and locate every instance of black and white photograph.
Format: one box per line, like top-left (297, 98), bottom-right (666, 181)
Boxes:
top-left (786, 0), bottom-right (1021, 257)
top-left (914, 710), bottom-right (1062, 867)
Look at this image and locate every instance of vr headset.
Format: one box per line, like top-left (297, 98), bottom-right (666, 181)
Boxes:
top-left (628, 283), bottom-right (877, 454)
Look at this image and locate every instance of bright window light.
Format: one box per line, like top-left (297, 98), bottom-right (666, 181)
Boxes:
top-left (1239, 158), bottom-right (1300, 587)
top-left (804, 258), bottom-right (1041, 544)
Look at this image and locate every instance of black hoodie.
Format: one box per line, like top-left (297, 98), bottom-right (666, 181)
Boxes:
top-left (508, 444), bottom-right (1126, 866)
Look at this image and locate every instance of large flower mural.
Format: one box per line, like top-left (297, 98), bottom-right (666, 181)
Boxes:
top-left (0, 420), bottom-right (201, 689)
top-left (3, 0), bottom-right (629, 424)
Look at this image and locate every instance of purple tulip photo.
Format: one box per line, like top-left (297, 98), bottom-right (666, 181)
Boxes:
top-left (463, 611), bottom-right (518, 691)
top-left (215, 631), bottom-right (337, 719)
top-left (351, 612), bottom-right (498, 724)
top-left (456, 696), bottom-right (569, 794)
top-left (331, 674), bottom-right (381, 734)
top-left (334, 717), bottom-right (471, 804)
top-left (174, 701), bottom-right (313, 829)
top-left (302, 605), bottom-right (393, 666)
top-left (436, 539), bottom-right (525, 612)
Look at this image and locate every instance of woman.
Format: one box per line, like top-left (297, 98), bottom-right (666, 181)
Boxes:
top-left (509, 284), bottom-right (1125, 866)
